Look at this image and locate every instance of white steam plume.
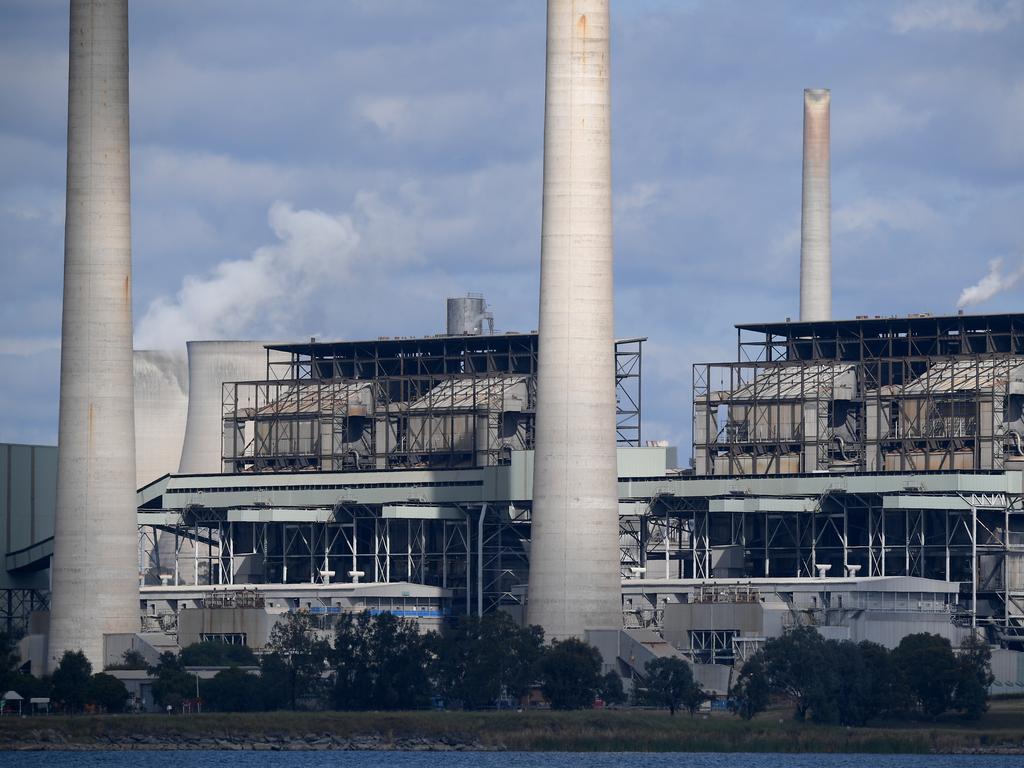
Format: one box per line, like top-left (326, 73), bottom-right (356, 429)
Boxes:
top-left (956, 257), bottom-right (1024, 309)
top-left (135, 197), bottom-right (417, 350)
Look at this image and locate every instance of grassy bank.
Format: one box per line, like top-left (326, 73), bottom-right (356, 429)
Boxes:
top-left (2, 700), bottom-right (1024, 753)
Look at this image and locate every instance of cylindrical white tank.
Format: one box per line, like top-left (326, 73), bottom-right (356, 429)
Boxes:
top-left (447, 295), bottom-right (488, 336)
top-left (800, 88), bottom-right (831, 322)
top-left (133, 350), bottom-right (188, 489)
top-left (49, 0), bottom-right (139, 672)
top-left (178, 340), bottom-right (279, 475)
top-left (527, 0), bottom-right (622, 640)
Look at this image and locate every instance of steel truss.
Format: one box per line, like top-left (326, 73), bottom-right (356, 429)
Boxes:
top-left (696, 314), bottom-right (1024, 477)
top-left (222, 335), bottom-right (644, 474)
top-left (620, 490), bottom-right (1024, 644)
top-left (0, 588), bottom-right (48, 635)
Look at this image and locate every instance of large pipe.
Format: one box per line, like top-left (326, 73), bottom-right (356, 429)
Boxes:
top-left (799, 88), bottom-right (831, 322)
top-left (48, 0), bottom-right (138, 672)
top-left (527, 0), bottom-right (621, 640)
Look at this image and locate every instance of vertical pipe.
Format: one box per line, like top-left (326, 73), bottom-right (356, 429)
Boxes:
top-left (478, 503), bottom-right (488, 618)
top-left (972, 508), bottom-right (978, 628)
top-left (527, 0), bottom-right (621, 640)
top-left (799, 89), bottom-right (831, 322)
top-left (48, 0), bottom-right (137, 673)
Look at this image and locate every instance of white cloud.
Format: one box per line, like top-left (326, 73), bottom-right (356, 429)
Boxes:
top-left (956, 257), bottom-right (1024, 308)
top-left (0, 337), bottom-right (60, 356)
top-left (833, 197), bottom-right (942, 235)
top-left (892, 0), bottom-right (1024, 33)
top-left (837, 95), bottom-right (933, 148)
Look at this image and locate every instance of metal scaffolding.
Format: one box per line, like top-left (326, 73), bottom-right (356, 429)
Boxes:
top-left (695, 314), bottom-right (1024, 476)
top-left (619, 488), bottom-right (1024, 645)
top-left (223, 334), bottom-right (644, 473)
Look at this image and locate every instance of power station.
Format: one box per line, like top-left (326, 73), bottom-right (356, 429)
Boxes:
top-left (3, 0), bottom-right (1023, 697)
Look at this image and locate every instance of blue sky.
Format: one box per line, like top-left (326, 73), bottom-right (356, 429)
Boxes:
top-left (1, 0), bottom-right (1022, 458)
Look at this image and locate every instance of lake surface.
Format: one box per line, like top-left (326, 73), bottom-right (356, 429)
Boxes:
top-left (0, 753), bottom-right (1019, 768)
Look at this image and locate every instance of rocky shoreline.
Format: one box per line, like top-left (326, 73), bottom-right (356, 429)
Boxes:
top-left (4, 729), bottom-right (496, 751)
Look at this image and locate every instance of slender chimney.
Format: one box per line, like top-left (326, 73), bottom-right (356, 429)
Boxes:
top-left (48, 0), bottom-right (138, 672)
top-left (799, 88), bottom-right (831, 322)
top-left (527, 0), bottom-right (621, 639)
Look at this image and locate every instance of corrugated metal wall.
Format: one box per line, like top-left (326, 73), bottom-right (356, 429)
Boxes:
top-left (0, 443), bottom-right (57, 588)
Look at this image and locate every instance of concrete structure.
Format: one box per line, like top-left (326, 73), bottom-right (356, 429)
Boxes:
top-left (134, 350), bottom-right (188, 489)
top-left (178, 341), bottom-right (277, 475)
top-left (446, 294), bottom-right (493, 336)
top-left (528, 0), bottom-right (621, 639)
top-left (799, 88), bottom-right (831, 322)
top-left (48, 0), bottom-right (139, 673)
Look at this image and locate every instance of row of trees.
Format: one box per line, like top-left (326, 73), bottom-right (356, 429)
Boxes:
top-left (730, 626), bottom-right (993, 723)
top-left (0, 632), bottom-right (131, 714)
top-left (144, 612), bottom-right (627, 712)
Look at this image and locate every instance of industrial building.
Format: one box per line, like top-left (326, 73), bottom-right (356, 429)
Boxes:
top-left (6, 0), bottom-right (1022, 696)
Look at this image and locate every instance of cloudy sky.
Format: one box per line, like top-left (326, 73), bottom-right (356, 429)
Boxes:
top-left (1, 0), bottom-right (1022, 458)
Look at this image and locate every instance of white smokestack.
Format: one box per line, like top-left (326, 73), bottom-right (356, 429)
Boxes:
top-left (49, 0), bottom-right (138, 672)
top-left (800, 88), bottom-right (831, 322)
top-left (527, 0), bottom-right (621, 640)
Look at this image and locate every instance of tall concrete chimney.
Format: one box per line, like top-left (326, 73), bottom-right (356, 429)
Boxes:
top-left (799, 88), bottom-right (831, 322)
top-left (48, 0), bottom-right (138, 672)
top-left (527, 0), bottom-right (621, 640)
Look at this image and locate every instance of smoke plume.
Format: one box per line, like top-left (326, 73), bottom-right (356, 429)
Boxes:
top-left (135, 196), bottom-right (419, 350)
top-left (956, 257), bottom-right (1024, 309)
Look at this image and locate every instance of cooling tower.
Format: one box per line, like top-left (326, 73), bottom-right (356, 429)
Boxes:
top-left (133, 350), bottom-right (189, 489)
top-left (799, 88), bottom-right (831, 322)
top-left (526, 0), bottom-right (622, 639)
top-left (178, 341), bottom-right (277, 475)
top-left (48, 0), bottom-right (138, 672)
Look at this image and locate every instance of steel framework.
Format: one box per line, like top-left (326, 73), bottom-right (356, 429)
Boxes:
top-left (695, 314), bottom-right (1024, 475)
top-left (618, 489), bottom-right (1024, 645)
top-left (223, 334), bottom-right (644, 473)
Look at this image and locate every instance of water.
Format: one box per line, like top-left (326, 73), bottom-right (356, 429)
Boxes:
top-left (0, 753), bottom-right (1019, 768)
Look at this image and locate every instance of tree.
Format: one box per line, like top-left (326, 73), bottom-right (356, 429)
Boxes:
top-left (258, 652), bottom-right (293, 711)
top-left (149, 651), bottom-right (195, 711)
top-left (0, 631), bottom-right (19, 675)
top-left (203, 666), bottom-right (265, 712)
top-left (51, 650), bottom-right (92, 713)
top-left (107, 649), bottom-right (149, 670)
top-left (432, 613), bottom-right (544, 709)
top-left (537, 638), bottom-right (602, 710)
top-left (681, 678), bottom-right (708, 717)
top-left (598, 670), bottom-right (627, 707)
top-left (729, 654), bottom-right (770, 720)
top-left (180, 641), bottom-right (257, 667)
top-left (893, 633), bottom-right (960, 719)
top-left (87, 673), bottom-right (130, 713)
top-left (822, 640), bottom-right (873, 726)
top-left (759, 625), bottom-right (832, 721)
top-left (268, 611), bottom-right (331, 709)
top-left (954, 634), bottom-right (993, 720)
top-left (644, 657), bottom-right (700, 716)
top-left (858, 641), bottom-right (909, 720)
top-left (332, 611), bottom-right (433, 710)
